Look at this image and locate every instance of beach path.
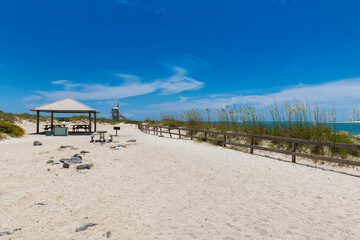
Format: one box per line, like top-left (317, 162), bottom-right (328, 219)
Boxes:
top-left (1, 124), bottom-right (360, 239)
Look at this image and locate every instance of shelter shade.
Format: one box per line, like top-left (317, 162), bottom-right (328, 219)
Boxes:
top-left (31, 98), bottom-right (99, 113)
top-left (31, 98), bottom-right (100, 134)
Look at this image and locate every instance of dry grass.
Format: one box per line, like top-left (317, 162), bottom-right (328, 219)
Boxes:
top-left (154, 102), bottom-right (360, 159)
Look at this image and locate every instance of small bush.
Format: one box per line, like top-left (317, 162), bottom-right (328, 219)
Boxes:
top-left (0, 133), bottom-right (6, 140)
top-left (0, 122), bottom-right (25, 137)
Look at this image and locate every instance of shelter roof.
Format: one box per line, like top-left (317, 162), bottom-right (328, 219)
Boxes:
top-left (31, 98), bottom-right (100, 113)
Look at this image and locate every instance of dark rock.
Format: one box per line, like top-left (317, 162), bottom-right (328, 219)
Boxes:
top-left (73, 154), bottom-right (82, 160)
top-left (0, 231), bottom-right (13, 236)
top-left (33, 140), bottom-right (42, 146)
top-left (60, 145), bottom-right (73, 148)
top-left (47, 168), bottom-right (50, 171)
top-left (76, 164), bottom-right (91, 170)
top-left (126, 139), bottom-right (136, 142)
top-left (63, 162), bottom-right (70, 168)
top-left (80, 150), bottom-right (90, 154)
top-left (52, 160), bottom-right (61, 165)
top-left (75, 223), bottom-right (97, 232)
top-left (62, 157), bottom-right (82, 165)
top-left (36, 202), bottom-right (48, 206)
top-left (70, 157), bottom-right (82, 163)
top-left (113, 144), bottom-right (126, 148)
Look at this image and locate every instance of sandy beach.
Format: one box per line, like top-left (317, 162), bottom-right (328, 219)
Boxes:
top-left (1, 123), bottom-right (360, 239)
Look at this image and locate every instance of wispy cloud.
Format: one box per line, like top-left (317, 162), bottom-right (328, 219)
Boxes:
top-left (158, 67), bottom-right (204, 95)
top-left (114, 0), bottom-right (138, 6)
top-left (23, 95), bottom-right (42, 102)
top-left (26, 66), bottom-right (204, 101)
top-left (51, 80), bottom-right (69, 85)
top-left (51, 79), bottom-right (81, 91)
top-left (114, 74), bottom-right (141, 84)
top-left (123, 112), bottom-right (134, 118)
top-left (179, 96), bottom-right (190, 103)
top-left (146, 78), bottom-right (360, 112)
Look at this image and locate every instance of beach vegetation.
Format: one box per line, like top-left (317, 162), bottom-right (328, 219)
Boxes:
top-left (152, 102), bottom-right (360, 159)
top-left (0, 122), bottom-right (25, 137)
top-left (0, 110), bottom-right (48, 123)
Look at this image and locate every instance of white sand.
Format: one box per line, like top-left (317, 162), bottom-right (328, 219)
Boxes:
top-left (1, 123), bottom-right (360, 239)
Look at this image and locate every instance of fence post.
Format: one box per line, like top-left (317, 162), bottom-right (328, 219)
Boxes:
top-left (204, 132), bottom-right (207, 141)
top-left (169, 128), bottom-right (172, 138)
top-left (250, 137), bottom-right (254, 154)
top-left (190, 130), bottom-right (193, 140)
top-left (160, 126), bottom-right (162, 136)
top-left (179, 128), bottom-right (181, 139)
top-left (292, 142), bottom-right (296, 163)
top-left (223, 134), bottom-right (226, 147)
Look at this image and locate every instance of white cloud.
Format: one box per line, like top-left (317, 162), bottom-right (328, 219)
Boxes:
top-left (146, 78), bottom-right (360, 112)
top-left (157, 67), bottom-right (204, 95)
top-left (23, 95), bottom-right (42, 102)
top-left (123, 112), bottom-right (134, 118)
top-left (114, 0), bottom-right (138, 6)
top-left (115, 74), bottom-right (141, 84)
top-left (179, 96), bottom-right (190, 103)
top-left (28, 67), bottom-right (203, 101)
top-left (51, 80), bottom-right (70, 85)
top-left (51, 80), bottom-right (81, 91)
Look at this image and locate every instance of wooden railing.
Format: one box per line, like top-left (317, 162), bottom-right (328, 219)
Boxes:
top-left (138, 124), bottom-right (360, 167)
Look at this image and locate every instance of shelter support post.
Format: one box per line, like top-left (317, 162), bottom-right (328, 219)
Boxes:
top-left (89, 112), bottom-right (92, 133)
top-left (36, 111), bottom-right (39, 134)
top-left (94, 112), bottom-right (97, 132)
top-left (51, 112), bottom-right (54, 132)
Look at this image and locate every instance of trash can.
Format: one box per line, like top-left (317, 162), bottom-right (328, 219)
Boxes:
top-left (53, 127), bottom-right (68, 136)
top-left (45, 130), bottom-right (52, 136)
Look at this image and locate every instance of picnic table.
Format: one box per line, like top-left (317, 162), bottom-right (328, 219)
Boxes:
top-left (44, 124), bottom-right (66, 131)
top-left (96, 130), bottom-right (107, 142)
top-left (72, 124), bottom-right (90, 132)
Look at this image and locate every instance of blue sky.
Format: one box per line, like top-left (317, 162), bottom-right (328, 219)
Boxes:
top-left (1, 0), bottom-right (360, 120)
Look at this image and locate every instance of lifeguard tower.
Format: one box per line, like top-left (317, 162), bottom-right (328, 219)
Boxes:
top-left (111, 103), bottom-right (127, 120)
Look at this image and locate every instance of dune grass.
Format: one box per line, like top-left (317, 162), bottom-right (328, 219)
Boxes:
top-left (0, 122), bottom-right (25, 137)
top-left (0, 110), bottom-right (49, 123)
top-left (153, 102), bottom-right (360, 159)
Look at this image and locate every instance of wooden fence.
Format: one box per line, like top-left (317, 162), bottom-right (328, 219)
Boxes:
top-left (138, 124), bottom-right (360, 167)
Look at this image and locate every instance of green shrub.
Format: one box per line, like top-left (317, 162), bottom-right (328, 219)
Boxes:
top-left (0, 122), bottom-right (25, 137)
top-left (0, 133), bottom-right (6, 140)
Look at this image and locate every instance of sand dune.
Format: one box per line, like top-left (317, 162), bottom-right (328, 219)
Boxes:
top-left (1, 123), bottom-right (360, 239)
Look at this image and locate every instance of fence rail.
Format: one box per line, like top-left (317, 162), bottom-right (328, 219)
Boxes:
top-left (138, 124), bottom-right (360, 167)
